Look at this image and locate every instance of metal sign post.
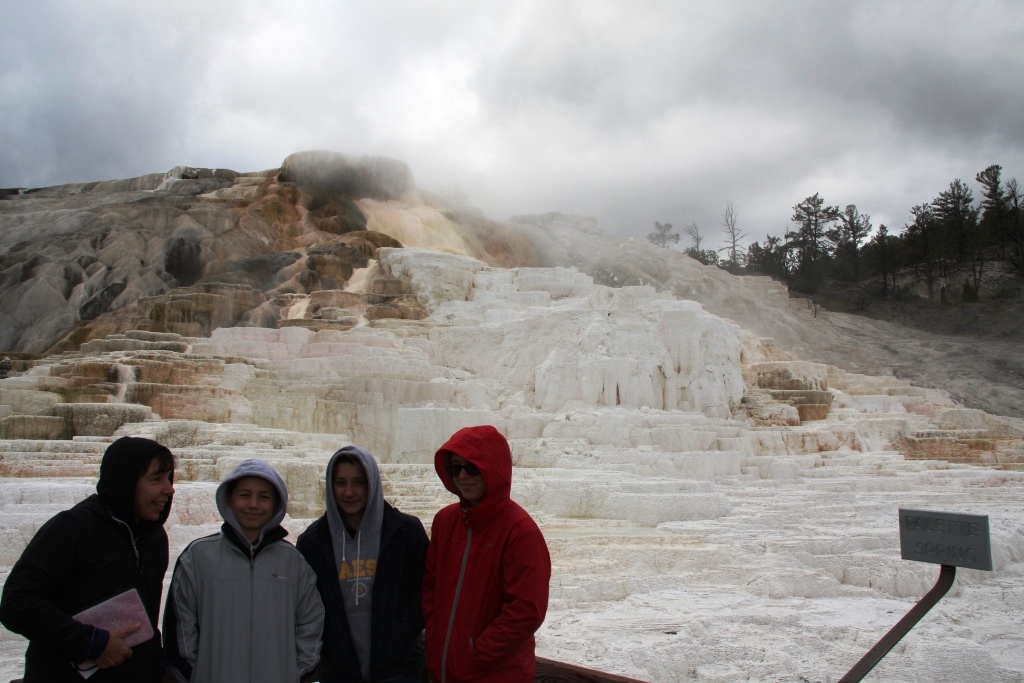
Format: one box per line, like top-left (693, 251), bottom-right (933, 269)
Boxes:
top-left (838, 509), bottom-right (992, 683)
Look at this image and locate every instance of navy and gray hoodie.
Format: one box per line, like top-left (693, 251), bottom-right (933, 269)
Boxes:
top-left (164, 459), bottom-right (325, 683)
top-left (297, 446), bottom-right (429, 683)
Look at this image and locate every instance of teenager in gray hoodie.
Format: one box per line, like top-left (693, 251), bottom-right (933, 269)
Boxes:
top-left (297, 445), bottom-right (428, 683)
top-left (164, 459), bottom-right (325, 683)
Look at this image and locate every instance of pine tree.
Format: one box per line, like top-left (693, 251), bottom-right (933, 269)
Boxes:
top-left (976, 165), bottom-right (1008, 258)
top-left (932, 179), bottom-right (981, 290)
top-left (903, 204), bottom-right (944, 302)
top-left (746, 235), bottom-right (790, 280)
top-left (827, 204), bottom-right (872, 282)
top-left (786, 193), bottom-right (840, 291)
top-left (865, 224), bottom-right (897, 295)
top-left (1007, 178), bottom-right (1024, 274)
top-left (647, 221), bottom-right (680, 248)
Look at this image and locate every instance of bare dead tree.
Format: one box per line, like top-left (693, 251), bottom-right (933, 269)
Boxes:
top-left (720, 202), bottom-right (748, 266)
top-left (685, 221), bottom-right (703, 251)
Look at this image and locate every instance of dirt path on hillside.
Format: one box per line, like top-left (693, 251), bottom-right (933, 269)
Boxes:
top-left (804, 309), bottom-right (1024, 420)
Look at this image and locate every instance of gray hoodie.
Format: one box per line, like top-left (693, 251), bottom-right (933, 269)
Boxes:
top-left (324, 446), bottom-right (383, 682)
top-left (165, 459), bottom-right (324, 683)
top-left (216, 457), bottom-right (290, 547)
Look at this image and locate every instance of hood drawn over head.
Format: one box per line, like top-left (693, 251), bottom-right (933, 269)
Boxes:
top-left (434, 425), bottom-right (512, 503)
top-left (216, 459), bottom-right (289, 545)
top-left (325, 445), bottom-right (384, 538)
top-left (96, 436), bottom-right (175, 526)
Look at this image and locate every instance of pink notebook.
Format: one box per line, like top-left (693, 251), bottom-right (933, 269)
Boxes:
top-left (72, 588), bottom-right (154, 647)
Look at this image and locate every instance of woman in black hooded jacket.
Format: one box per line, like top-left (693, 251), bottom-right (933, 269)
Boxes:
top-left (0, 436), bottom-right (175, 682)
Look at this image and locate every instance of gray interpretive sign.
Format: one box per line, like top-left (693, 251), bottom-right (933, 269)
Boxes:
top-left (899, 508), bottom-right (992, 571)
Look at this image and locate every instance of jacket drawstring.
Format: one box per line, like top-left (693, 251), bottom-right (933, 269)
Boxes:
top-left (340, 527), bottom-right (363, 605)
top-left (354, 530), bottom-right (362, 605)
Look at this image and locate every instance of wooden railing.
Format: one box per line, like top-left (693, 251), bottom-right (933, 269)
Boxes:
top-left (12, 656), bottom-right (649, 683)
top-left (536, 656), bottom-right (648, 682)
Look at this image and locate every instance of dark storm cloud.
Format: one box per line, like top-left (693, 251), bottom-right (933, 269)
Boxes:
top-left (0, 2), bottom-right (264, 187)
top-left (2, 0), bottom-right (1022, 251)
top-left (463, 1), bottom-right (1024, 243)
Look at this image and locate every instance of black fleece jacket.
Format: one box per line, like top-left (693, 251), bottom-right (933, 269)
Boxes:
top-left (296, 502), bottom-right (428, 683)
top-left (0, 437), bottom-right (172, 683)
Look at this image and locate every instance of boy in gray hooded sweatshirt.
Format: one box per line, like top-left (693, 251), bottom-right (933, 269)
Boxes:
top-left (164, 459), bottom-right (325, 683)
top-left (297, 445), bottom-right (428, 683)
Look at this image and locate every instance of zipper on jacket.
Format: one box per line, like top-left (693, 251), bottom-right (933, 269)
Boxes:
top-left (111, 516), bottom-right (141, 570)
top-left (249, 547), bottom-right (256, 682)
top-left (441, 524), bottom-right (472, 683)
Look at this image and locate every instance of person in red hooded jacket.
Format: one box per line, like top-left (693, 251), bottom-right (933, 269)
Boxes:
top-left (422, 425), bottom-right (551, 683)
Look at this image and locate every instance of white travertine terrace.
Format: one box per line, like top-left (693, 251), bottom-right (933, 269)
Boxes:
top-left (2, 248), bottom-right (1024, 682)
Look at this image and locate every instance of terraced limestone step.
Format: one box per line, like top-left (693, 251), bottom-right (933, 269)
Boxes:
top-left (0, 438), bottom-right (111, 477)
top-left (900, 428), bottom-right (1024, 466)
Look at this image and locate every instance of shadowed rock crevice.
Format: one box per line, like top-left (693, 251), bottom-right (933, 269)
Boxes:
top-left (79, 281), bottom-right (127, 320)
top-left (219, 253), bottom-right (304, 290)
top-left (307, 194), bottom-right (368, 235)
top-left (164, 233), bottom-right (204, 286)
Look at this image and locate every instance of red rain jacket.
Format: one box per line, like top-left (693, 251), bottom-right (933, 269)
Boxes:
top-left (423, 425), bottom-right (551, 683)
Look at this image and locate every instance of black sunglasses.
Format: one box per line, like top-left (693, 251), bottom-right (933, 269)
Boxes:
top-left (445, 462), bottom-right (481, 478)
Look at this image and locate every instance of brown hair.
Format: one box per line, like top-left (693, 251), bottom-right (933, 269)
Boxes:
top-left (224, 475), bottom-right (281, 508)
top-left (332, 452), bottom-right (366, 480)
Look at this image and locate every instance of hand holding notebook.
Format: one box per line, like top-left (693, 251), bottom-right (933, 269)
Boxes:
top-left (71, 589), bottom-right (153, 678)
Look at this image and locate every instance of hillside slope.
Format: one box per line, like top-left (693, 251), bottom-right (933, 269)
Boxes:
top-left (2, 153), bottom-right (1023, 419)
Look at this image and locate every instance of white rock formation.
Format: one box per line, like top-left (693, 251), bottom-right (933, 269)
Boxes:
top-left (2, 225), bottom-right (1024, 683)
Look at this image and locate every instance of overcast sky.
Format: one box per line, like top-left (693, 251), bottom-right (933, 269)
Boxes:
top-left (2, 1), bottom-right (1023, 250)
